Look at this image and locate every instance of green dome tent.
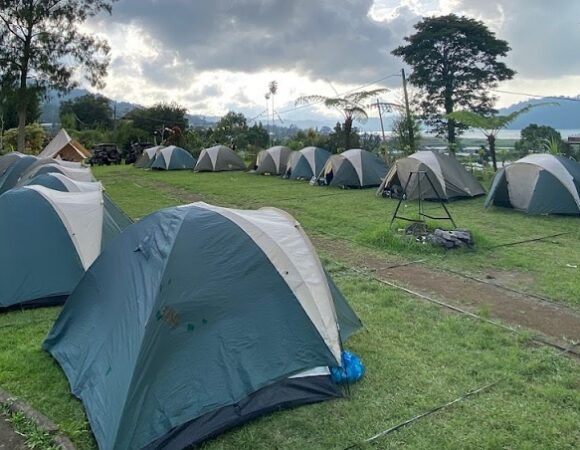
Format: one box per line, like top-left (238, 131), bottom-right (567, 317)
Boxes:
top-left (151, 146), bottom-right (196, 170)
top-left (318, 149), bottom-right (388, 188)
top-left (44, 202), bottom-right (361, 450)
top-left (135, 146), bottom-right (163, 168)
top-left (377, 151), bottom-right (485, 200)
top-left (194, 145), bottom-right (246, 172)
top-left (485, 154), bottom-right (580, 215)
top-left (23, 173), bottom-right (133, 246)
top-left (255, 146), bottom-right (292, 175)
top-left (285, 147), bottom-right (331, 180)
top-left (0, 186), bottom-right (127, 309)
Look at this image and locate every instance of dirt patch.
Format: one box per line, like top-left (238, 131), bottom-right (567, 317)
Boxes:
top-left (144, 179), bottom-right (206, 204)
top-left (312, 234), bottom-right (580, 347)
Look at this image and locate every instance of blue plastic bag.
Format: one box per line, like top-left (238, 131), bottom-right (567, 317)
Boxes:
top-left (330, 351), bottom-right (365, 384)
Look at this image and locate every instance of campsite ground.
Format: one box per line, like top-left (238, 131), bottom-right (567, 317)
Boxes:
top-left (0, 165), bottom-right (578, 449)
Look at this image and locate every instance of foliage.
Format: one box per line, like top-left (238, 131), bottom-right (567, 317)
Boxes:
top-left (60, 94), bottom-right (113, 130)
top-left (447, 105), bottom-right (540, 170)
top-left (1, 403), bottom-right (60, 450)
top-left (0, 0), bottom-right (116, 151)
top-left (543, 136), bottom-right (562, 156)
top-left (296, 89), bottom-right (388, 150)
top-left (393, 14), bottom-right (515, 143)
top-left (2, 123), bottom-right (45, 154)
top-left (390, 112), bottom-right (422, 156)
top-left (514, 124), bottom-right (562, 157)
top-left (0, 80), bottom-right (40, 130)
top-left (125, 102), bottom-right (188, 137)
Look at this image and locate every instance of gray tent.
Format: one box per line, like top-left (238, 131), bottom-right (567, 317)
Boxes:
top-left (135, 146), bottom-right (163, 168)
top-left (195, 145), bottom-right (246, 172)
top-left (0, 186), bottom-right (129, 309)
top-left (485, 154), bottom-right (580, 215)
top-left (44, 202), bottom-right (361, 450)
top-left (255, 146), bottom-right (292, 175)
top-left (377, 151), bottom-right (485, 200)
top-left (0, 152), bottom-right (25, 175)
top-left (151, 146), bottom-right (196, 170)
top-left (318, 149), bottom-right (388, 188)
top-left (285, 147), bottom-right (331, 180)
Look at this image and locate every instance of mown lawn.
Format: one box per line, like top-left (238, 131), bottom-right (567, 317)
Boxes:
top-left (97, 165), bottom-right (580, 309)
top-left (0, 165), bottom-right (577, 449)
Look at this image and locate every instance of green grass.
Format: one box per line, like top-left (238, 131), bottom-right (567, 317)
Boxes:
top-left (0, 165), bottom-right (577, 449)
top-left (96, 166), bottom-right (580, 309)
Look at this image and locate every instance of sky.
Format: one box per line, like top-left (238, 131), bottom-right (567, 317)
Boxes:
top-left (85, 0), bottom-right (580, 125)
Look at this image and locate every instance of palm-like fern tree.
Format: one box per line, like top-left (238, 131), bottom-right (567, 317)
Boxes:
top-left (447, 104), bottom-right (547, 171)
top-left (296, 88), bottom-right (388, 150)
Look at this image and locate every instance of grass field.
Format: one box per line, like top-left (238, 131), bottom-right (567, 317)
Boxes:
top-left (0, 165), bottom-right (578, 449)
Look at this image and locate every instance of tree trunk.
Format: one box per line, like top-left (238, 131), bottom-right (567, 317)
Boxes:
top-left (344, 117), bottom-right (353, 150)
top-left (444, 82), bottom-right (455, 146)
top-left (489, 134), bottom-right (497, 171)
top-left (17, 101), bottom-right (27, 153)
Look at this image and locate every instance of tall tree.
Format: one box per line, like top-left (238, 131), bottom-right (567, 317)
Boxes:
top-left (392, 14), bottom-right (515, 144)
top-left (0, 0), bottom-right (116, 152)
top-left (447, 105), bottom-right (540, 171)
top-left (127, 102), bottom-right (189, 137)
top-left (59, 93), bottom-right (113, 130)
top-left (295, 88), bottom-right (387, 150)
top-left (515, 124), bottom-right (563, 157)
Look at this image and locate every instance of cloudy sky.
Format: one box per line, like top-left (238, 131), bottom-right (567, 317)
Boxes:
top-left (86, 0), bottom-right (580, 124)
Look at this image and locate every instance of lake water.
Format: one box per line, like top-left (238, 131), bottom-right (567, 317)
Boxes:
top-left (446, 129), bottom-right (580, 140)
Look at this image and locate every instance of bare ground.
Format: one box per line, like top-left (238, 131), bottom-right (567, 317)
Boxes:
top-left (312, 234), bottom-right (580, 350)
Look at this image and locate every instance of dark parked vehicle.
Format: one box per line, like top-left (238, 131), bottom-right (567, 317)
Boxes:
top-left (90, 143), bottom-right (122, 166)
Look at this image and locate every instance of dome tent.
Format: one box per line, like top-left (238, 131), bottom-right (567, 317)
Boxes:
top-left (485, 154), bottom-right (580, 215)
top-left (135, 146), bottom-right (163, 168)
top-left (0, 152), bottom-right (26, 175)
top-left (18, 161), bottom-right (93, 186)
top-left (285, 147), bottom-right (331, 180)
top-left (23, 173), bottom-right (133, 246)
top-left (255, 146), bottom-right (292, 175)
top-left (0, 186), bottom-right (119, 309)
top-left (377, 151), bottom-right (485, 201)
top-left (44, 202), bottom-right (361, 450)
top-left (0, 154), bottom-right (38, 194)
top-left (151, 145), bottom-right (196, 170)
top-left (318, 149), bottom-right (388, 188)
top-left (195, 145), bottom-right (246, 172)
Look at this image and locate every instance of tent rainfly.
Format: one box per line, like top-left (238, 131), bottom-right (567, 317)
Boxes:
top-left (485, 154), bottom-right (580, 215)
top-left (285, 147), bottom-right (331, 180)
top-left (0, 186), bottom-right (128, 309)
top-left (255, 146), bottom-right (292, 175)
top-left (135, 146), bottom-right (163, 169)
top-left (44, 202), bottom-right (361, 450)
top-left (18, 162), bottom-right (93, 185)
top-left (23, 173), bottom-right (133, 245)
top-left (38, 129), bottom-right (91, 162)
top-left (195, 145), bottom-right (246, 172)
top-left (0, 152), bottom-right (26, 175)
top-left (151, 146), bottom-right (196, 170)
top-left (377, 151), bottom-right (485, 201)
top-left (0, 154), bottom-right (38, 194)
top-left (318, 149), bottom-right (388, 188)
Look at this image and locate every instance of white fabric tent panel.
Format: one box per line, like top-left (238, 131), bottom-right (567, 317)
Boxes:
top-left (25, 186), bottom-right (104, 270)
top-left (192, 202), bottom-right (341, 363)
top-left (39, 129), bottom-right (72, 159)
top-left (160, 147), bottom-right (176, 169)
top-left (302, 147), bottom-right (317, 173)
top-left (341, 149), bottom-right (364, 185)
top-left (518, 154), bottom-right (580, 208)
top-left (506, 163), bottom-right (541, 211)
top-left (206, 147), bottom-right (220, 168)
top-left (49, 173), bottom-right (103, 193)
top-left (410, 151), bottom-right (446, 195)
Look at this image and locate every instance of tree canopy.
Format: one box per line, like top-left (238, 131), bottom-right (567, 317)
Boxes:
top-left (392, 14), bottom-right (515, 143)
top-left (0, 0), bottom-right (116, 151)
top-left (126, 102), bottom-right (189, 136)
top-left (60, 93), bottom-right (113, 130)
top-left (296, 88), bottom-right (387, 151)
top-left (515, 124), bottom-right (563, 157)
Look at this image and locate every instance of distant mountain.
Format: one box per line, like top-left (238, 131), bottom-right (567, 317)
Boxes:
top-left (499, 97), bottom-right (580, 130)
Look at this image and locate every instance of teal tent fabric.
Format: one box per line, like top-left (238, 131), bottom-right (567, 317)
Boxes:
top-left (0, 155), bottom-right (37, 194)
top-left (285, 147), bottom-right (331, 180)
top-left (486, 154), bottom-right (580, 215)
top-left (44, 203), bottom-right (360, 450)
top-left (151, 146), bottom-right (196, 170)
top-left (0, 188), bottom-right (85, 308)
top-left (23, 174), bottom-right (133, 250)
